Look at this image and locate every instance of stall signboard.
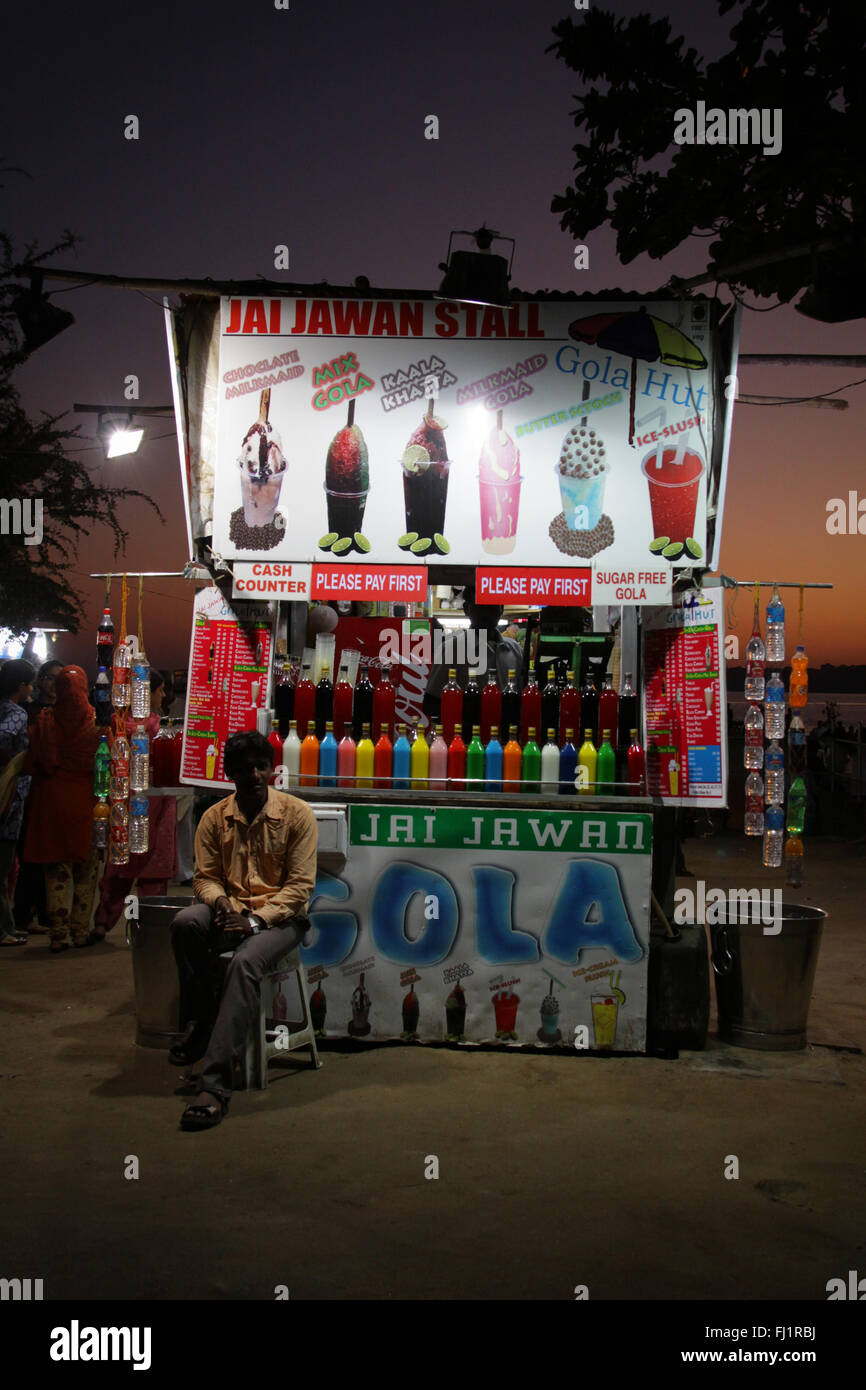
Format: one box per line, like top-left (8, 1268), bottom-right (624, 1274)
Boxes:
top-left (211, 296), bottom-right (727, 574)
top-left (642, 590), bottom-right (728, 807)
top-left (290, 804), bottom-right (652, 1051)
top-left (180, 585), bottom-right (277, 788)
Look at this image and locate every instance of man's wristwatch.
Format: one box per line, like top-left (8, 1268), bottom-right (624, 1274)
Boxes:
top-left (247, 915), bottom-right (264, 934)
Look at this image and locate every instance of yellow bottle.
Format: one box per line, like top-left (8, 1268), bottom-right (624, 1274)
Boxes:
top-left (578, 728), bottom-right (597, 795)
top-left (355, 722), bottom-right (375, 789)
top-left (410, 724), bottom-right (430, 790)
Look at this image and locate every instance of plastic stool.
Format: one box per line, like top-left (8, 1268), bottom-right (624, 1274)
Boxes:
top-left (234, 950), bottom-right (322, 1089)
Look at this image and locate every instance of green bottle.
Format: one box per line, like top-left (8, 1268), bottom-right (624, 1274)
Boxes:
top-left (786, 775), bottom-right (807, 835)
top-left (466, 725), bottom-right (485, 790)
top-left (522, 726), bottom-right (541, 794)
top-left (596, 728), bottom-right (616, 793)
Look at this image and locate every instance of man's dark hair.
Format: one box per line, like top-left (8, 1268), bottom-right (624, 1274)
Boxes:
top-left (223, 729), bottom-right (273, 775)
top-left (149, 668), bottom-right (165, 694)
top-left (0, 658), bottom-right (36, 698)
top-left (37, 659), bottom-right (63, 682)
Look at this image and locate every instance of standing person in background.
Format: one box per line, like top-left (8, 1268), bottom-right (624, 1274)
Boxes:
top-left (92, 667), bottom-right (176, 938)
top-left (0, 660), bottom-right (35, 946)
top-left (424, 586), bottom-right (525, 725)
top-left (15, 659), bottom-right (63, 934)
top-left (22, 666), bottom-right (101, 953)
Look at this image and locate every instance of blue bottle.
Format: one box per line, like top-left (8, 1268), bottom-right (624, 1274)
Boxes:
top-left (485, 726), bottom-right (503, 793)
top-left (393, 723), bottom-right (411, 791)
top-left (559, 732), bottom-right (577, 794)
top-left (318, 722), bottom-right (338, 788)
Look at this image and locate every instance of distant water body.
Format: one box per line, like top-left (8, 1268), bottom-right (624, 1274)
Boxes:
top-left (726, 693), bottom-right (866, 730)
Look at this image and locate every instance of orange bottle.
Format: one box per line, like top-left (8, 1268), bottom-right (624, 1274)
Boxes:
top-left (300, 721), bottom-right (320, 787)
top-left (503, 725), bottom-right (523, 793)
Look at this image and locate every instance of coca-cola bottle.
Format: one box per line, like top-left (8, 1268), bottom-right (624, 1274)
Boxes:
top-left (96, 606), bottom-right (114, 674)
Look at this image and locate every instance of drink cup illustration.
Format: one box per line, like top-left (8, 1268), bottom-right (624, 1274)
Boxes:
top-left (348, 971), bottom-right (372, 1036)
top-left (556, 423), bottom-right (608, 531)
top-left (641, 446), bottom-right (704, 547)
top-left (251, 679), bottom-right (261, 706)
top-left (206, 740), bottom-right (218, 779)
top-left (399, 404), bottom-right (451, 555)
top-left (492, 988), bottom-right (520, 1040)
top-left (445, 982), bottom-right (467, 1038)
top-left (668, 757), bottom-right (679, 796)
top-left (479, 410), bottom-right (521, 553)
top-left (591, 995), bottom-right (618, 1048)
top-left (537, 984), bottom-right (562, 1043)
top-left (309, 982), bottom-right (327, 1034)
top-left (704, 686), bottom-right (714, 717)
top-left (238, 389), bottom-right (287, 528)
top-left (322, 400), bottom-right (369, 549)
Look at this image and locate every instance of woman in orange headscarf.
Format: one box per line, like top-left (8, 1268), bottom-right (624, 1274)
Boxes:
top-left (23, 666), bottom-right (101, 952)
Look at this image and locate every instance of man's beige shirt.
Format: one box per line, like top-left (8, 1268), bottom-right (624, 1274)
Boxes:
top-left (194, 788), bottom-right (318, 926)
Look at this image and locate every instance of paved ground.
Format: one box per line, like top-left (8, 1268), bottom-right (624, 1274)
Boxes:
top-left (0, 831), bottom-right (863, 1301)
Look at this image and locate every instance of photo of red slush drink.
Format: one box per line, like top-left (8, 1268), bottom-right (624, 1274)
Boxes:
top-left (641, 447), bottom-right (704, 545)
top-left (492, 988), bottom-right (520, 1039)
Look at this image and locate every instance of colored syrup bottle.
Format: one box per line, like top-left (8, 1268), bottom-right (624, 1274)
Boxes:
top-left (374, 724), bottom-right (393, 791)
top-left (462, 670), bottom-right (481, 743)
top-left (353, 663), bottom-right (375, 741)
top-left (356, 724), bottom-right (375, 789)
top-left (480, 675), bottom-right (502, 746)
top-left (274, 655), bottom-right (294, 737)
top-left (300, 726), bottom-right (320, 787)
top-left (485, 725), bottom-right (503, 793)
top-left (337, 722), bottom-right (356, 789)
top-left (627, 730), bottom-right (646, 796)
top-left (294, 664), bottom-right (316, 745)
top-left (580, 668), bottom-right (599, 743)
top-left (541, 668), bottom-right (560, 744)
top-left (558, 670), bottom-right (580, 747)
top-left (447, 730), bottom-right (467, 792)
top-left (333, 664), bottom-right (353, 741)
top-left (373, 666), bottom-right (396, 742)
top-left (315, 670), bottom-right (333, 739)
top-left (94, 731), bottom-right (111, 799)
top-left (521, 728), bottom-right (541, 794)
top-left (500, 671), bottom-right (520, 745)
top-left (319, 722), bottom-right (338, 788)
top-left (410, 725), bottom-right (430, 790)
top-left (784, 833), bottom-right (803, 887)
top-left (559, 729), bottom-right (577, 795)
top-left (268, 719), bottom-right (284, 785)
top-left (427, 723), bottom-right (448, 790)
top-left (617, 672), bottom-right (638, 750)
top-left (596, 729), bottom-right (616, 793)
top-left (282, 720), bottom-right (301, 788)
top-left (520, 662), bottom-right (541, 743)
top-left (598, 676), bottom-right (618, 750)
top-left (540, 729), bottom-right (560, 794)
top-left (503, 727), bottom-right (522, 793)
top-left (393, 724), bottom-right (411, 791)
top-left (466, 725), bottom-right (485, 790)
top-left (578, 729), bottom-right (597, 795)
top-left (440, 669), bottom-right (463, 746)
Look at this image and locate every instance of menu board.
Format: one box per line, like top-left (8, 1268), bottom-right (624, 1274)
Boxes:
top-left (642, 591), bottom-right (727, 808)
top-left (209, 296), bottom-right (728, 573)
top-left (181, 585), bottom-right (276, 788)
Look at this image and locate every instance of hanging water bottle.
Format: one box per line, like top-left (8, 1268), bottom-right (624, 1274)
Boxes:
top-left (109, 800), bottom-right (130, 865)
top-left (130, 722), bottom-right (150, 792)
top-left (765, 672), bottom-right (785, 738)
top-left (788, 713), bottom-right (806, 773)
top-left (744, 623), bottom-right (765, 703)
top-left (111, 641), bottom-right (132, 708)
top-left (129, 797), bottom-right (149, 855)
top-left (744, 704), bottom-right (764, 769)
top-left (131, 650), bottom-right (150, 719)
top-left (765, 585), bottom-right (786, 664)
top-left (110, 732), bottom-right (130, 800)
top-left (764, 740), bottom-right (785, 804)
top-left (762, 803), bottom-right (784, 868)
top-left (744, 771), bottom-right (765, 836)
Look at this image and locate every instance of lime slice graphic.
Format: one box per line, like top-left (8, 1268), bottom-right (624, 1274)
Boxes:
top-left (397, 532), bottom-right (418, 549)
top-left (685, 538), bottom-right (704, 559)
top-left (662, 542), bottom-right (684, 560)
top-left (353, 533), bottom-right (371, 553)
top-left (402, 445), bottom-right (429, 474)
top-left (648, 536), bottom-right (670, 554)
top-left (433, 533), bottom-right (450, 554)
top-left (331, 537), bottom-right (352, 554)
top-left (410, 537), bottom-right (432, 554)
top-left (318, 532), bottom-right (338, 550)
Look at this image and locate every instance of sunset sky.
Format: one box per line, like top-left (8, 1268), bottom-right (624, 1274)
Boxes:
top-left (5, 0), bottom-right (863, 672)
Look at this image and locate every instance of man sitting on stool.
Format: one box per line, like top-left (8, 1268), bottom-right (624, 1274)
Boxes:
top-left (170, 730), bottom-right (317, 1130)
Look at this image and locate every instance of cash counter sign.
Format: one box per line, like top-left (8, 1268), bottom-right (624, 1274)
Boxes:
top-left (232, 562), bottom-right (311, 599)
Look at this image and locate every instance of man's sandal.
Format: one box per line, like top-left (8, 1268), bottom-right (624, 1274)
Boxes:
top-left (179, 1096), bottom-right (229, 1131)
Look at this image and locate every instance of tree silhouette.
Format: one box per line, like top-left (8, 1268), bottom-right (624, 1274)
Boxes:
top-left (548, 1), bottom-right (865, 315)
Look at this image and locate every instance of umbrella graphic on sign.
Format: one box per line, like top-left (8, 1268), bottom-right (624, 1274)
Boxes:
top-left (568, 308), bottom-right (708, 446)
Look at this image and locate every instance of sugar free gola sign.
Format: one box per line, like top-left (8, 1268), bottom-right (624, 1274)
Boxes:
top-left (296, 806), bottom-right (652, 1051)
top-left (212, 297), bottom-right (720, 573)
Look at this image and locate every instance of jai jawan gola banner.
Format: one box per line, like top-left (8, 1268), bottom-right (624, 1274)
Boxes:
top-left (211, 296), bottom-right (729, 576)
top-left (291, 805), bottom-right (652, 1051)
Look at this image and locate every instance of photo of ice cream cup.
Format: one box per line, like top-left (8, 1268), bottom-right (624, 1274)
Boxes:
top-left (238, 389), bottom-right (287, 529)
top-left (641, 446), bottom-right (704, 546)
top-left (537, 983), bottom-right (562, 1043)
top-left (591, 995), bottom-right (618, 1048)
top-left (668, 757), bottom-right (680, 796)
top-left (250, 679), bottom-right (261, 706)
top-left (555, 423), bottom-right (609, 531)
top-left (206, 740), bottom-right (218, 779)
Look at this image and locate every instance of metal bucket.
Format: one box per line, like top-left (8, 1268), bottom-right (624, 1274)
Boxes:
top-left (126, 895), bottom-right (188, 1048)
top-left (710, 903), bottom-right (826, 1051)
